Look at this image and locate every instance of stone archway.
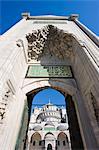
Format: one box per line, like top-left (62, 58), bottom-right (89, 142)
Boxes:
top-left (44, 132), bottom-right (56, 150)
top-left (21, 82), bottom-right (85, 149)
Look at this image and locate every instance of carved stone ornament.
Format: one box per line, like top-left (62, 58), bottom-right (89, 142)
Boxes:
top-left (26, 25), bottom-right (73, 61)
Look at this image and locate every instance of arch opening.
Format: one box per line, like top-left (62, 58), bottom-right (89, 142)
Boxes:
top-left (57, 132), bottom-right (69, 150)
top-left (17, 87), bottom-right (84, 150)
top-left (44, 132), bottom-right (55, 150)
top-left (29, 132), bottom-right (42, 150)
top-left (47, 144), bottom-right (52, 150)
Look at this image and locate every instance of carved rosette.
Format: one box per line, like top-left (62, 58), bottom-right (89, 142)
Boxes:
top-left (26, 25), bottom-right (73, 62)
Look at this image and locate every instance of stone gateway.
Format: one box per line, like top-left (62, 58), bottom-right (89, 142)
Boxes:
top-left (0, 13), bottom-right (99, 150)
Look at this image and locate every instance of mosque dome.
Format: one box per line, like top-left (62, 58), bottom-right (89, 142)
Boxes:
top-left (36, 102), bottom-right (61, 123)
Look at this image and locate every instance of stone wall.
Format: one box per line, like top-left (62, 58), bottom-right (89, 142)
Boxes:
top-left (0, 14), bottom-right (99, 150)
top-left (72, 37), bottom-right (99, 145)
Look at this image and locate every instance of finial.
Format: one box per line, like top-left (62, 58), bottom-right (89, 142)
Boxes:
top-left (69, 14), bottom-right (79, 21)
top-left (21, 12), bottom-right (30, 19)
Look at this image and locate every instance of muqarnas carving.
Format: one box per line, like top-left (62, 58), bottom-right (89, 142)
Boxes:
top-left (26, 25), bottom-right (73, 61)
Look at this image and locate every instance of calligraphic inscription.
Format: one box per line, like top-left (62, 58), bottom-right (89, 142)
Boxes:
top-left (26, 65), bottom-right (73, 78)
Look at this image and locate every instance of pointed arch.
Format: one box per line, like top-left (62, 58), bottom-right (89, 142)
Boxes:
top-left (57, 132), bottom-right (69, 150)
top-left (29, 132), bottom-right (42, 150)
top-left (30, 132), bottom-right (42, 142)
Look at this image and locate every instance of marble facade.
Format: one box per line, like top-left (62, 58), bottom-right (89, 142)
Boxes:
top-left (0, 13), bottom-right (99, 150)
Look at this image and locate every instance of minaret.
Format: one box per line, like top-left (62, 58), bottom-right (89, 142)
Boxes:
top-left (48, 98), bottom-right (51, 104)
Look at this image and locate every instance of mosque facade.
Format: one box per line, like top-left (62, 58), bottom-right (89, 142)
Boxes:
top-left (27, 102), bottom-right (70, 150)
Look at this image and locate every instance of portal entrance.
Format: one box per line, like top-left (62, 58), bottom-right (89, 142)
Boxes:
top-left (17, 87), bottom-right (84, 150)
top-left (47, 144), bottom-right (52, 150)
top-left (66, 95), bottom-right (84, 150)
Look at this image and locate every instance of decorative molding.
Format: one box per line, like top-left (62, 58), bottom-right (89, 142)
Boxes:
top-left (33, 21), bottom-right (67, 24)
top-left (22, 13), bottom-right (68, 20)
top-left (26, 25), bottom-right (73, 62)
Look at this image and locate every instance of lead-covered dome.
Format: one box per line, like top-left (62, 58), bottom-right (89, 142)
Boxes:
top-left (36, 102), bottom-right (61, 123)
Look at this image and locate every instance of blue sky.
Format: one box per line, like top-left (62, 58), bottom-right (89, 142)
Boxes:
top-left (0, 0), bottom-right (99, 35)
top-left (32, 88), bottom-right (65, 108)
top-left (0, 0), bottom-right (99, 106)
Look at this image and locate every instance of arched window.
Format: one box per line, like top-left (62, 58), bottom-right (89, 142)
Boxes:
top-left (39, 140), bottom-right (42, 146)
top-left (63, 140), bottom-right (66, 146)
top-left (58, 141), bottom-right (60, 145)
top-left (30, 138), bottom-right (32, 143)
top-left (33, 141), bottom-right (35, 146)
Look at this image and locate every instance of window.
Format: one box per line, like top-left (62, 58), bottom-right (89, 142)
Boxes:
top-left (63, 140), bottom-right (66, 146)
top-left (39, 141), bottom-right (42, 146)
top-left (58, 141), bottom-right (60, 145)
top-left (30, 138), bottom-right (32, 143)
top-left (66, 136), bottom-right (68, 143)
top-left (33, 141), bottom-right (35, 146)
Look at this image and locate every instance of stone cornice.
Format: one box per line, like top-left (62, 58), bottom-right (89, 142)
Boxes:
top-left (21, 12), bottom-right (78, 21)
top-left (74, 20), bottom-right (99, 47)
top-left (21, 13), bottom-right (98, 47)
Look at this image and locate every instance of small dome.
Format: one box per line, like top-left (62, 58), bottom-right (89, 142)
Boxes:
top-left (33, 125), bottom-right (42, 131)
top-left (57, 125), bottom-right (67, 131)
